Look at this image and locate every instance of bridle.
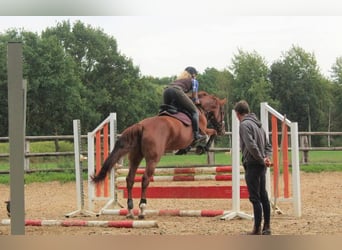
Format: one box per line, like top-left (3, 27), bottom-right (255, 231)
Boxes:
top-left (204, 99), bottom-right (225, 135)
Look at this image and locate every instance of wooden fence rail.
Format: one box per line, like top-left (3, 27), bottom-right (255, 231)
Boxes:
top-left (0, 131), bottom-right (341, 168)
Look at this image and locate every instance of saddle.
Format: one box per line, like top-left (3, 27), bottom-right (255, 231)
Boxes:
top-left (158, 104), bottom-right (191, 126)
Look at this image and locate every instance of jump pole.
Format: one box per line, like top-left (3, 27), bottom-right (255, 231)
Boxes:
top-left (1, 219), bottom-right (158, 228)
top-left (65, 119), bottom-right (96, 217)
top-left (102, 209), bottom-right (230, 217)
top-left (220, 110), bottom-right (253, 220)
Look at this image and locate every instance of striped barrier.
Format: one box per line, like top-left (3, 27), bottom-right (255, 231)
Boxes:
top-left (115, 174), bottom-right (245, 182)
top-left (117, 185), bottom-right (249, 199)
top-left (1, 219), bottom-right (158, 228)
top-left (102, 209), bottom-right (230, 217)
top-left (113, 165), bottom-right (247, 200)
top-left (115, 165), bottom-right (245, 183)
top-left (101, 165), bottom-right (249, 217)
top-left (116, 165), bottom-right (243, 175)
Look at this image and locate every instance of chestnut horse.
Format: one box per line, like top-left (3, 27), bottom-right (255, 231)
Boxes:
top-left (92, 91), bottom-right (226, 219)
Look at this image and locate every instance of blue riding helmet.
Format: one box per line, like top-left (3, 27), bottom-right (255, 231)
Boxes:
top-left (185, 66), bottom-right (198, 76)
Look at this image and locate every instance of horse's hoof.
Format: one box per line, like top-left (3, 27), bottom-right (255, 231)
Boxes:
top-left (138, 214), bottom-right (145, 220)
top-left (175, 149), bottom-right (187, 155)
top-left (195, 146), bottom-right (205, 155)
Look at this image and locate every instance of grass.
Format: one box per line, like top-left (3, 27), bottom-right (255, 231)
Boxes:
top-left (0, 140), bottom-right (75, 171)
top-left (300, 164), bottom-right (342, 172)
top-left (0, 140), bottom-right (73, 153)
top-left (301, 150), bottom-right (342, 163)
top-left (0, 140), bottom-right (341, 184)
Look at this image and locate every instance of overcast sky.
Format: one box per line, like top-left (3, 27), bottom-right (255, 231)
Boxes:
top-left (1, 16), bottom-right (341, 78)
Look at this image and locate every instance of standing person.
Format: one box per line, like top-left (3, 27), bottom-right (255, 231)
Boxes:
top-left (163, 66), bottom-right (205, 145)
top-left (234, 100), bottom-right (272, 235)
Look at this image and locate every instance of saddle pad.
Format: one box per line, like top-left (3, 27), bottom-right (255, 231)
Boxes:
top-left (159, 111), bottom-right (191, 126)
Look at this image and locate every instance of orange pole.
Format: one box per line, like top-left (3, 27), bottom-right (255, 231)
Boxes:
top-left (103, 123), bottom-right (109, 197)
top-left (271, 115), bottom-right (279, 198)
top-left (95, 130), bottom-right (101, 197)
top-left (282, 121), bottom-right (290, 198)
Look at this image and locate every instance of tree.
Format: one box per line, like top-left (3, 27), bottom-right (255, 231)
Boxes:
top-left (329, 57), bottom-right (342, 134)
top-left (270, 45), bottom-right (330, 138)
top-left (331, 56), bottom-right (342, 85)
top-left (199, 67), bottom-right (233, 100)
top-left (230, 49), bottom-right (274, 116)
top-left (0, 28), bottom-right (86, 136)
top-left (0, 30), bottom-right (15, 136)
top-left (24, 33), bottom-right (85, 135)
top-left (42, 20), bottom-right (147, 132)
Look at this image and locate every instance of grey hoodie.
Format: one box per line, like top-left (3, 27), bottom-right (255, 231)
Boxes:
top-left (239, 113), bottom-right (272, 166)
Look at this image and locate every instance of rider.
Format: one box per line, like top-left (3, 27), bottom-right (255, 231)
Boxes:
top-left (163, 66), bottom-right (206, 145)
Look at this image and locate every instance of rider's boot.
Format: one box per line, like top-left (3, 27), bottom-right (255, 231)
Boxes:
top-left (191, 112), bottom-right (206, 145)
top-left (175, 146), bottom-right (192, 155)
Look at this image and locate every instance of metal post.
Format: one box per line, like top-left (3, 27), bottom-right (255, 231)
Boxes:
top-left (220, 110), bottom-right (252, 220)
top-left (291, 122), bottom-right (302, 217)
top-left (65, 120), bottom-right (96, 217)
top-left (7, 42), bottom-right (26, 235)
top-left (260, 102), bottom-right (272, 199)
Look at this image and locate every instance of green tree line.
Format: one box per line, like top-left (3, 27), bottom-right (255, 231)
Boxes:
top-left (1, 20), bottom-right (342, 147)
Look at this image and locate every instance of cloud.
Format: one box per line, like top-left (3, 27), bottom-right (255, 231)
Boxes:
top-left (1, 16), bottom-right (341, 78)
top-left (0, 0), bottom-right (341, 15)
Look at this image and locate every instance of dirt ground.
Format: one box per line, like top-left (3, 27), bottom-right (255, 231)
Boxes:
top-left (0, 171), bottom-right (341, 236)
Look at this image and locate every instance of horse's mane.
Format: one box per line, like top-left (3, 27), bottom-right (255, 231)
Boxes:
top-left (198, 91), bottom-right (222, 102)
top-left (198, 91), bottom-right (209, 98)
top-left (198, 91), bottom-right (222, 107)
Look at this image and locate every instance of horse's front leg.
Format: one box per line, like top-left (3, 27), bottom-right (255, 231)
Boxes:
top-left (138, 162), bottom-right (156, 219)
top-left (205, 134), bottom-right (216, 150)
top-left (195, 129), bottom-right (217, 154)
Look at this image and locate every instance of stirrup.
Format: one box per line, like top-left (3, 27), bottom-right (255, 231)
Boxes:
top-left (192, 135), bottom-right (206, 146)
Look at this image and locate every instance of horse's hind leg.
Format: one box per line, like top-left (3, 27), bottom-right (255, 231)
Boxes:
top-left (138, 161), bottom-right (157, 219)
top-left (126, 153), bottom-right (143, 219)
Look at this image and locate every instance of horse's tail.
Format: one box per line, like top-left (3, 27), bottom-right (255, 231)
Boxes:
top-left (91, 123), bottom-right (143, 183)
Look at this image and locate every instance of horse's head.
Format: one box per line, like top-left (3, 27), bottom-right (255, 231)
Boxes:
top-left (198, 91), bottom-right (226, 135)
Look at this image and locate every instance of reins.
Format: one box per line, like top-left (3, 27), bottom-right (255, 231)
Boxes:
top-left (198, 97), bottom-right (224, 133)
